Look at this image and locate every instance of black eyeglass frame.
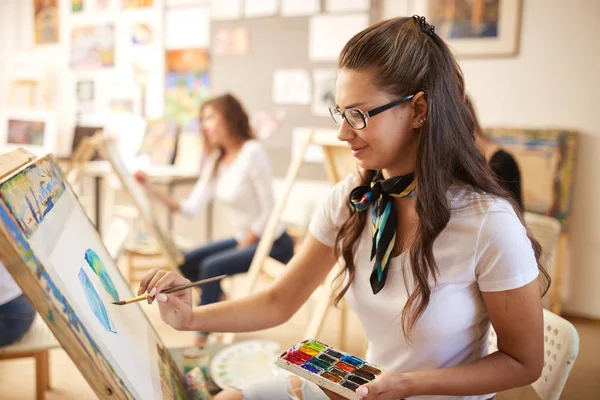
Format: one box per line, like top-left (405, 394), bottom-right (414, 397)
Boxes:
top-left (329, 94), bottom-right (416, 130)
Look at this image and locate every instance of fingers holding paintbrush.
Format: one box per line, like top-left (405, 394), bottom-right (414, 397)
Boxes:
top-left (114, 271), bottom-right (227, 306)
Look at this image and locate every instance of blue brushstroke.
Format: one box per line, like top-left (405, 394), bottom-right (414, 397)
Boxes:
top-left (84, 249), bottom-right (119, 302)
top-left (78, 268), bottom-right (117, 334)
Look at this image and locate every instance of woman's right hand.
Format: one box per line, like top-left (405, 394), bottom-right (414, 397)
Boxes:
top-left (133, 170), bottom-right (148, 186)
top-left (138, 269), bottom-right (193, 331)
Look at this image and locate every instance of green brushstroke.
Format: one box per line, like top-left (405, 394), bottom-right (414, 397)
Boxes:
top-left (84, 249), bottom-right (119, 302)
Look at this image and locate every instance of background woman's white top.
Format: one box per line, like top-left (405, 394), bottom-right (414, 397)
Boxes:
top-left (179, 140), bottom-right (284, 242)
top-left (309, 174), bottom-right (539, 400)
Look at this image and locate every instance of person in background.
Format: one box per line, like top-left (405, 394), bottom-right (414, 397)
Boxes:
top-left (467, 95), bottom-right (524, 210)
top-left (139, 16), bottom-right (549, 400)
top-left (136, 93), bottom-right (295, 344)
top-left (0, 262), bottom-right (36, 347)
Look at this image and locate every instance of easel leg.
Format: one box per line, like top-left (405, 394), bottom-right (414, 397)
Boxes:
top-left (35, 350), bottom-right (50, 400)
top-left (549, 233), bottom-right (568, 315)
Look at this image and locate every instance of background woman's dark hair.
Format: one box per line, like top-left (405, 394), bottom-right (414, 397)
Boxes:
top-left (200, 93), bottom-right (255, 142)
top-left (333, 16), bottom-right (550, 338)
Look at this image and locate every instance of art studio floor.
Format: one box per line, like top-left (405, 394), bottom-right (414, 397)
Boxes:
top-left (0, 273), bottom-right (599, 400)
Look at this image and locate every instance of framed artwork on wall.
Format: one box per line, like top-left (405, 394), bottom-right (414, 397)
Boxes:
top-left (410, 0), bottom-right (522, 57)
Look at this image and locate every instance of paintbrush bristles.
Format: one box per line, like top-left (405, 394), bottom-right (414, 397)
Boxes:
top-left (111, 293), bottom-right (149, 305)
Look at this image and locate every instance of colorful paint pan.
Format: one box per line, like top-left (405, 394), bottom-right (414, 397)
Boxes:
top-left (358, 364), bottom-right (382, 376)
top-left (341, 355), bottom-right (363, 367)
top-left (317, 353), bottom-right (338, 364)
top-left (298, 345), bottom-right (319, 356)
top-left (328, 367), bottom-right (347, 379)
top-left (321, 371), bottom-right (343, 383)
top-left (335, 361), bottom-right (356, 373)
top-left (308, 358), bottom-right (331, 370)
top-left (276, 339), bottom-right (384, 400)
top-left (354, 369), bottom-right (376, 381)
top-left (324, 349), bottom-right (344, 359)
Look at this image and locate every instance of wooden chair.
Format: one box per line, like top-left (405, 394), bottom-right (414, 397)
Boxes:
top-left (0, 314), bottom-right (60, 400)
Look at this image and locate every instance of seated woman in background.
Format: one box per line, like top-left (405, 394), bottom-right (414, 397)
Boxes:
top-left (0, 262), bottom-right (36, 347)
top-left (136, 93), bottom-right (295, 344)
top-left (466, 96), bottom-right (524, 210)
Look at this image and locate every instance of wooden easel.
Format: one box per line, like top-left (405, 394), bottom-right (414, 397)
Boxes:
top-left (65, 130), bottom-right (103, 185)
top-left (0, 150), bottom-right (202, 399)
top-left (97, 138), bottom-right (183, 281)
top-left (220, 129), bottom-right (357, 347)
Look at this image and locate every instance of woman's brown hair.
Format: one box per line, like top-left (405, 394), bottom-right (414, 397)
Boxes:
top-left (333, 17), bottom-right (550, 338)
top-left (200, 93), bottom-right (255, 144)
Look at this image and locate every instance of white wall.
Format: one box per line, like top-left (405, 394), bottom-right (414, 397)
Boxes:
top-left (384, 0), bottom-right (600, 318)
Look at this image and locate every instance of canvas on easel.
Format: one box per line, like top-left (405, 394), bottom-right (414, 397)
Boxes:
top-left (98, 138), bottom-right (183, 270)
top-left (0, 149), bottom-right (201, 399)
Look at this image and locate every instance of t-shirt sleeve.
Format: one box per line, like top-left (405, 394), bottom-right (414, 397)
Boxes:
top-left (475, 200), bottom-right (539, 292)
top-left (308, 174), bottom-right (358, 248)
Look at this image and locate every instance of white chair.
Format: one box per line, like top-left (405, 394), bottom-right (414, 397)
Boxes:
top-left (0, 314), bottom-right (60, 400)
top-left (488, 308), bottom-right (579, 400)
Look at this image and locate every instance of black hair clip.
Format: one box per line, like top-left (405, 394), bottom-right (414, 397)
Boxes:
top-left (413, 15), bottom-right (435, 36)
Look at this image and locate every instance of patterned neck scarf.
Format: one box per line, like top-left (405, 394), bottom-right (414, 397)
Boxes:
top-left (349, 171), bottom-right (416, 294)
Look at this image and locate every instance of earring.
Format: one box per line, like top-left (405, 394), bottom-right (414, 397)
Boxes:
top-left (414, 118), bottom-right (426, 128)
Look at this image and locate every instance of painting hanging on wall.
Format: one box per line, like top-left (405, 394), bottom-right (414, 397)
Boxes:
top-left (33, 0), bottom-right (59, 44)
top-left (410, 0), bottom-right (522, 57)
top-left (0, 151), bottom-right (206, 399)
top-left (165, 49), bottom-right (210, 133)
top-left (122, 0), bottom-right (153, 9)
top-left (0, 109), bottom-right (56, 155)
top-left (72, 0), bottom-right (84, 12)
top-left (70, 24), bottom-right (115, 69)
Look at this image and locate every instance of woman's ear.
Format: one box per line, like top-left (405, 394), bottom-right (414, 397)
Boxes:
top-left (411, 91), bottom-right (428, 129)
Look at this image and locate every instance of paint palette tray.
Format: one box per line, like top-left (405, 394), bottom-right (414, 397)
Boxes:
top-left (276, 339), bottom-right (382, 400)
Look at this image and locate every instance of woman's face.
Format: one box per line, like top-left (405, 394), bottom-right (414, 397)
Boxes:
top-left (334, 68), bottom-right (424, 177)
top-left (200, 105), bottom-right (229, 147)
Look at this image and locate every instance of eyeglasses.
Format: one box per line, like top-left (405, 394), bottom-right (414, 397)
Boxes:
top-left (328, 94), bottom-right (415, 130)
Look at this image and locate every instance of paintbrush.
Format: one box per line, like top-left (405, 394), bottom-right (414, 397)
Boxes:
top-left (112, 274), bottom-right (227, 306)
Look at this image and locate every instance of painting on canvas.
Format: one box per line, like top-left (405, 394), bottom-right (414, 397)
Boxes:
top-left (33, 0), bottom-right (59, 44)
top-left (70, 24), bottom-right (115, 69)
top-left (0, 153), bottom-right (199, 399)
top-left (1, 109), bottom-right (56, 155)
top-left (485, 128), bottom-right (578, 229)
top-left (165, 49), bottom-right (210, 133)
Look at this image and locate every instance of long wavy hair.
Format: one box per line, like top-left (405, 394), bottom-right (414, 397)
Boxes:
top-left (333, 17), bottom-right (550, 338)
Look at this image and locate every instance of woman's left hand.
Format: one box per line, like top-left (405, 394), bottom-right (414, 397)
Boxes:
top-left (355, 370), bottom-right (413, 400)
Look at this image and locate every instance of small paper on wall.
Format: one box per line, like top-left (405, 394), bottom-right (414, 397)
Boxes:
top-left (165, 6), bottom-right (209, 49)
top-left (309, 14), bottom-right (369, 62)
top-left (281, 0), bottom-right (319, 16)
top-left (325, 0), bottom-right (369, 12)
top-left (244, 0), bottom-right (278, 18)
top-left (211, 0), bottom-right (242, 20)
top-left (272, 69), bottom-right (311, 105)
top-left (214, 28), bottom-right (250, 56)
top-left (312, 69), bottom-right (337, 116)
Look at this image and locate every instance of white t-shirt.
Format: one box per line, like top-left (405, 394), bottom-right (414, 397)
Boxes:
top-left (179, 140), bottom-right (284, 241)
top-left (309, 174), bottom-right (539, 400)
top-left (0, 262), bottom-right (23, 306)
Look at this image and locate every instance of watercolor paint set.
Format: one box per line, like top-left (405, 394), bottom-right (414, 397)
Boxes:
top-left (276, 339), bottom-right (382, 399)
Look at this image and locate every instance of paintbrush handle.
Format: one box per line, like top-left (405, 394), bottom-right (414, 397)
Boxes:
top-left (162, 274), bottom-right (227, 295)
